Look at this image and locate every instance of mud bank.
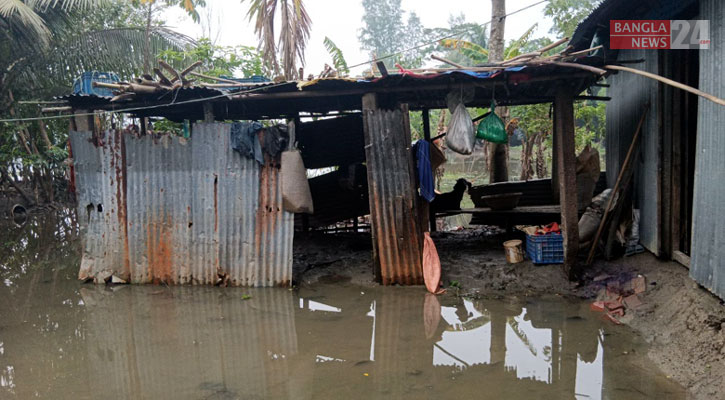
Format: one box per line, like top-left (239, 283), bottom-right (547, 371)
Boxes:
top-left (293, 228), bottom-right (725, 399)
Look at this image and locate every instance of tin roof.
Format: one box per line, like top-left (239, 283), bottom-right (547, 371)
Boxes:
top-left (60, 63), bottom-right (606, 122)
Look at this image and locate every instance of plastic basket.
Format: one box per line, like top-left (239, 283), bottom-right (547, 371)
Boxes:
top-left (525, 233), bottom-right (564, 264)
top-left (72, 71), bottom-right (120, 98)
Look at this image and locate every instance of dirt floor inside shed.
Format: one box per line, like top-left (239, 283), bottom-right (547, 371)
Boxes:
top-left (293, 228), bottom-right (725, 400)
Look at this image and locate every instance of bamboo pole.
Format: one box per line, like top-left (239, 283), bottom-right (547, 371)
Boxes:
top-left (189, 71), bottom-right (240, 84)
top-left (566, 45), bottom-right (603, 57)
top-left (537, 37), bottom-right (569, 54)
top-left (41, 106), bottom-right (73, 113)
top-left (92, 82), bottom-right (123, 90)
top-left (605, 64), bottom-right (725, 107)
top-left (538, 60), bottom-right (607, 75)
top-left (431, 55), bottom-right (465, 68)
top-left (159, 60), bottom-right (181, 83)
top-left (199, 82), bottom-right (272, 88)
top-left (585, 105), bottom-right (649, 265)
top-left (180, 61), bottom-right (203, 78)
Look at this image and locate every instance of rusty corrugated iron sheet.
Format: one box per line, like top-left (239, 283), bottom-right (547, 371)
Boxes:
top-left (362, 98), bottom-right (424, 285)
top-left (691, 0), bottom-right (725, 301)
top-left (70, 123), bottom-right (293, 287)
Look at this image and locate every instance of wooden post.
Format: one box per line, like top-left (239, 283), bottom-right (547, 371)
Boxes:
top-left (422, 108), bottom-right (436, 233)
top-left (203, 102), bottom-right (214, 123)
top-left (553, 87), bottom-right (580, 279)
top-left (72, 109), bottom-right (94, 132)
top-left (362, 93), bottom-right (424, 285)
top-left (551, 105), bottom-right (559, 201)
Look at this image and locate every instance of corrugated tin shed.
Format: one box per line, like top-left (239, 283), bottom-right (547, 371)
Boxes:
top-left (71, 123), bottom-right (293, 286)
top-left (605, 48), bottom-right (661, 255)
top-left (690, 0), bottom-right (725, 299)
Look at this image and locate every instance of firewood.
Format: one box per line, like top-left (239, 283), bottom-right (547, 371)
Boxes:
top-left (180, 61), bottom-right (203, 78)
top-left (128, 83), bottom-right (160, 94)
top-left (153, 68), bottom-right (172, 86)
top-left (159, 60), bottom-right (181, 83)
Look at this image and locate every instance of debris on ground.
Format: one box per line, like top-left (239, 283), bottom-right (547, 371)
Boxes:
top-left (588, 273), bottom-right (648, 324)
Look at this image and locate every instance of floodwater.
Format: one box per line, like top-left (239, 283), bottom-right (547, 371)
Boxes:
top-left (0, 213), bottom-right (685, 399)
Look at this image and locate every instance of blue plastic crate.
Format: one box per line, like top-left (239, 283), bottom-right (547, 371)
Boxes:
top-left (72, 71), bottom-right (120, 98)
top-left (526, 233), bottom-right (564, 264)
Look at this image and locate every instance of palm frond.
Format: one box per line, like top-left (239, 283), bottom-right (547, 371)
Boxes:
top-left (0, 0), bottom-right (52, 45)
top-left (323, 36), bottom-right (348, 76)
top-left (14, 26), bottom-right (196, 94)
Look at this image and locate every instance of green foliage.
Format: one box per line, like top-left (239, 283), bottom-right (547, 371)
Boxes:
top-left (511, 103), bottom-right (551, 139)
top-left (544, 0), bottom-right (598, 38)
top-left (159, 38), bottom-right (266, 79)
top-left (574, 100), bottom-right (606, 153)
top-left (435, 20), bottom-right (538, 65)
top-left (439, 39), bottom-right (488, 63)
top-left (512, 98), bottom-right (606, 163)
top-left (430, 14), bottom-right (488, 66)
top-left (323, 37), bottom-right (349, 76)
top-left (358, 0), bottom-right (425, 69)
top-left (0, 0), bottom-right (200, 204)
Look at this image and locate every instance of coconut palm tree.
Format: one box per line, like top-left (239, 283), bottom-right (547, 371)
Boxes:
top-left (243, 0), bottom-right (311, 80)
top-left (0, 0), bottom-right (199, 204)
top-left (0, 0), bottom-right (198, 106)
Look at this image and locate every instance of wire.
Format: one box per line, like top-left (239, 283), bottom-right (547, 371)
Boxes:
top-left (0, 0), bottom-right (552, 124)
top-left (348, 0), bottom-right (550, 69)
top-left (0, 81), bottom-right (291, 124)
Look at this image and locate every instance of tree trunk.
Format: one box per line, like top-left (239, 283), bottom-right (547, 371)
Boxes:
top-left (488, 0), bottom-right (509, 183)
top-left (143, 2), bottom-right (153, 75)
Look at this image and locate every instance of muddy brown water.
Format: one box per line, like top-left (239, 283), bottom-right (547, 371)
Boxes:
top-left (0, 213), bottom-right (685, 399)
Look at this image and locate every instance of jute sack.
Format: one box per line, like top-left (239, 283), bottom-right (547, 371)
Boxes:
top-left (281, 150), bottom-right (314, 213)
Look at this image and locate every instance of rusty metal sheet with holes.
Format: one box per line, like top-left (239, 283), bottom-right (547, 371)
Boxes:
top-left (69, 123), bottom-right (293, 287)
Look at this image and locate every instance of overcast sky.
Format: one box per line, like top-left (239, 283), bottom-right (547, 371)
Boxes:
top-left (166, 0), bottom-right (554, 76)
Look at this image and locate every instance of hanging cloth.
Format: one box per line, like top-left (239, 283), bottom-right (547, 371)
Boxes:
top-left (230, 121), bottom-right (264, 164)
top-left (414, 140), bottom-right (435, 202)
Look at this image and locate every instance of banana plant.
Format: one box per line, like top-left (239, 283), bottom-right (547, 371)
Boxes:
top-left (323, 36), bottom-right (349, 76)
top-left (438, 23), bottom-right (539, 66)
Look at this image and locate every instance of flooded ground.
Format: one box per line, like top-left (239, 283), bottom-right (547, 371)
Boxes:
top-left (0, 213), bottom-right (686, 399)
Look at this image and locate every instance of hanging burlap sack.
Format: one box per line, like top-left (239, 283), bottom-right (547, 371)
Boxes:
top-left (576, 144), bottom-right (601, 212)
top-left (281, 149), bottom-right (314, 213)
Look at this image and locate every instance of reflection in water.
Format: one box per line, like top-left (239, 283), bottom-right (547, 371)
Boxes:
top-left (505, 309), bottom-right (553, 383)
top-left (0, 214), bottom-right (685, 399)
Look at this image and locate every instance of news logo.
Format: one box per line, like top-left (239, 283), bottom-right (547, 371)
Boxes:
top-left (610, 20), bottom-right (710, 50)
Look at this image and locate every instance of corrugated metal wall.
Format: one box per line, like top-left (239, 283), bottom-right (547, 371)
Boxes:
top-left (362, 97), bottom-right (424, 285)
top-left (70, 123), bottom-right (294, 287)
top-left (691, 0), bottom-right (725, 300)
top-left (605, 48), bottom-right (661, 255)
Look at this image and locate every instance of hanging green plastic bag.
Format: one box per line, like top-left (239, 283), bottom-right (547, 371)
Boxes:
top-left (476, 102), bottom-right (507, 144)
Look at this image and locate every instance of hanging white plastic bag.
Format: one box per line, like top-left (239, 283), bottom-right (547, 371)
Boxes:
top-left (446, 103), bottom-right (475, 155)
top-left (281, 149), bottom-right (314, 214)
